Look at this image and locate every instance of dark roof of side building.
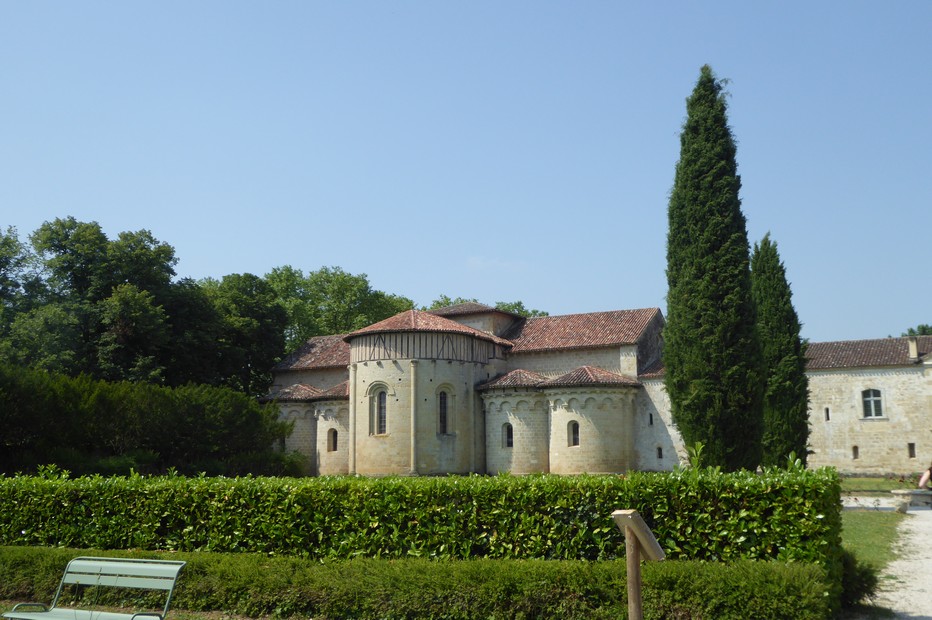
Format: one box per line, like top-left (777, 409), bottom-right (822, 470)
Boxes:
top-left (638, 335), bottom-right (932, 378)
top-left (806, 336), bottom-right (932, 370)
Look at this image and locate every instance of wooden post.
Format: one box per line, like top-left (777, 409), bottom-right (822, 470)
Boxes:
top-left (625, 526), bottom-right (643, 620)
top-left (612, 509), bottom-right (665, 620)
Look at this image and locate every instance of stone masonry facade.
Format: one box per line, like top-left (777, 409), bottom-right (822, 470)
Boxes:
top-left (267, 304), bottom-right (931, 477)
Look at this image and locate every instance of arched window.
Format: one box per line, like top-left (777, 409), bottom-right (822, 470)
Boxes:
top-left (370, 388), bottom-right (388, 435)
top-left (503, 423), bottom-right (513, 448)
top-left (862, 389), bottom-right (883, 418)
top-left (377, 391), bottom-right (387, 434)
top-left (327, 428), bottom-right (338, 452)
top-left (568, 421), bottom-right (580, 447)
top-left (438, 390), bottom-right (449, 434)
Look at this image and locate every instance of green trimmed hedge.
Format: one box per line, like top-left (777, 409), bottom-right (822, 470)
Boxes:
top-left (0, 546), bottom-right (832, 619)
top-left (0, 469), bottom-right (841, 562)
top-left (0, 468), bottom-right (843, 611)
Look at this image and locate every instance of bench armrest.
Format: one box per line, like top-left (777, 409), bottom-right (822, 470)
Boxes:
top-left (131, 613), bottom-right (163, 620)
top-left (11, 604), bottom-right (49, 612)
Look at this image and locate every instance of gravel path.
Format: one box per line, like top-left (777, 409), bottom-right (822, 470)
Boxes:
top-left (844, 496), bottom-right (932, 619)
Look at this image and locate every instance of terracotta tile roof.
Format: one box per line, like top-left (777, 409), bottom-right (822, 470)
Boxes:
top-left (274, 334), bottom-right (350, 371)
top-left (313, 380), bottom-right (349, 401)
top-left (345, 309), bottom-right (512, 346)
top-left (542, 365), bottom-right (641, 388)
top-left (643, 335), bottom-right (932, 376)
top-left (478, 369), bottom-right (548, 390)
top-left (505, 308), bottom-right (662, 352)
top-left (260, 383), bottom-right (323, 403)
top-left (261, 380), bottom-right (349, 403)
top-left (806, 336), bottom-right (932, 370)
top-left (479, 366), bottom-right (641, 391)
top-left (428, 302), bottom-right (523, 319)
top-left (638, 358), bottom-right (666, 379)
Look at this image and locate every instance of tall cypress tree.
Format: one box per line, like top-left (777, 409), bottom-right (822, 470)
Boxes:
top-left (751, 233), bottom-right (809, 467)
top-left (664, 65), bottom-right (764, 471)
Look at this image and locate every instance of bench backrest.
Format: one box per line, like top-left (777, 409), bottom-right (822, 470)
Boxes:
top-left (53, 557), bottom-right (186, 617)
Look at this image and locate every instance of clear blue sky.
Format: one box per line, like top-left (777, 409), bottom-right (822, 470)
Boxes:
top-left (2, 2), bottom-right (929, 343)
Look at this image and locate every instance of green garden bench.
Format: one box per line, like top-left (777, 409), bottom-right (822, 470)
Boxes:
top-left (3, 557), bottom-right (186, 620)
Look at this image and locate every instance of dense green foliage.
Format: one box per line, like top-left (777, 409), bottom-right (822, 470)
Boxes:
top-left (0, 546), bottom-right (833, 620)
top-left (0, 470), bottom-right (843, 604)
top-left (424, 295), bottom-right (549, 317)
top-left (0, 364), bottom-right (296, 476)
top-left (264, 265), bottom-right (414, 351)
top-left (903, 324), bottom-right (932, 336)
top-left (0, 221), bottom-right (415, 395)
top-left (751, 234), bottom-right (810, 467)
top-left (664, 65), bottom-right (764, 471)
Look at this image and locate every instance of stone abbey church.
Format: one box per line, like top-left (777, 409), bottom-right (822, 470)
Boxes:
top-left (267, 303), bottom-right (931, 476)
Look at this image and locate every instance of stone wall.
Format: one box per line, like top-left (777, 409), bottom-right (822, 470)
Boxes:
top-left (548, 390), bottom-right (635, 474)
top-left (315, 401), bottom-right (349, 476)
top-left (484, 391), bottom-right (550, 474)
top-left (279, 403), bottom-right (316, 475)
top-left (507, 346), bottom-right (637, 378)
top-left (350, 359), bottom-right (486, 475)
top-left (633, 380), bottom-right (683, 471)
top-left (808, 365), bottom-right (931, 474)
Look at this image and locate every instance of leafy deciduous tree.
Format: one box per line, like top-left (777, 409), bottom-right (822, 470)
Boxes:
top-left (205, 273), bottom-right (288, 396)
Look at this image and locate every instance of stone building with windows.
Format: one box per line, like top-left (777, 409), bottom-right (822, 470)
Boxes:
top-left (806, 335), bottom-right (932, 474)
top-left (266, 303), bottom-right (675, 476)
top-left (267, 303), bottom-right (931, 476)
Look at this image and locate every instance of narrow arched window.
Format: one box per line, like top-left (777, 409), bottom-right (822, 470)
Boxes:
top-left (503, 423), bottom-right (513, 448)
top-left (862, 389), bottom-right (883, 418)
top-left (568, 421), bottom-right (580, 447)
top-left (377, 390), bottom-right (387, 434)
top-left (438, 391), bottom-right (449, 434)
top-left (327, 428), bottom-right (338, 452)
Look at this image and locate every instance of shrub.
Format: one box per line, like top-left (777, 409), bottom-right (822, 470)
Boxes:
top-left (0, 547), bottom-right (831, 620)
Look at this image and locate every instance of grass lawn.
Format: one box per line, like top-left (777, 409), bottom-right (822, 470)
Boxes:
top-left (839, 487), bottom-right (910, 619)
top-left (841, 475), bottom-right (918, 495)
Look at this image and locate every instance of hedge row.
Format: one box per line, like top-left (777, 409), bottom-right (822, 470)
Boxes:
top-left (0, 546), bottom-right (833, 620)
top-left (0, 468), bottom-right (843, 610)
top-left (0, 469), bottom-right (842, 564)
top-left (0, 363), bottom-right (296, 476)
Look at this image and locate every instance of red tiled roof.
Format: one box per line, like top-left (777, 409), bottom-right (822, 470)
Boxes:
top-left (314, 380), bottom-right (349, 401)
top-left (806, 336), bottom-right (932, 370)
top-left (261, 383), bottom-right (323, 403)
top-left (506, 308), bottom-right (661, 352)
top-left (345, 309), bottom-right (512, 346)
top-left (261, 380), bottom-right (349, 403)
top-left (479, 366), bottom-right (641, 390)
top-left (478, 369), bottom-right (548, 390)
top-left (274, 334), bottom-right (350, 371)
top-left (542, 365), bottom-right (641, 388)
top-left (644, 335), bottom-right (932, 376)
